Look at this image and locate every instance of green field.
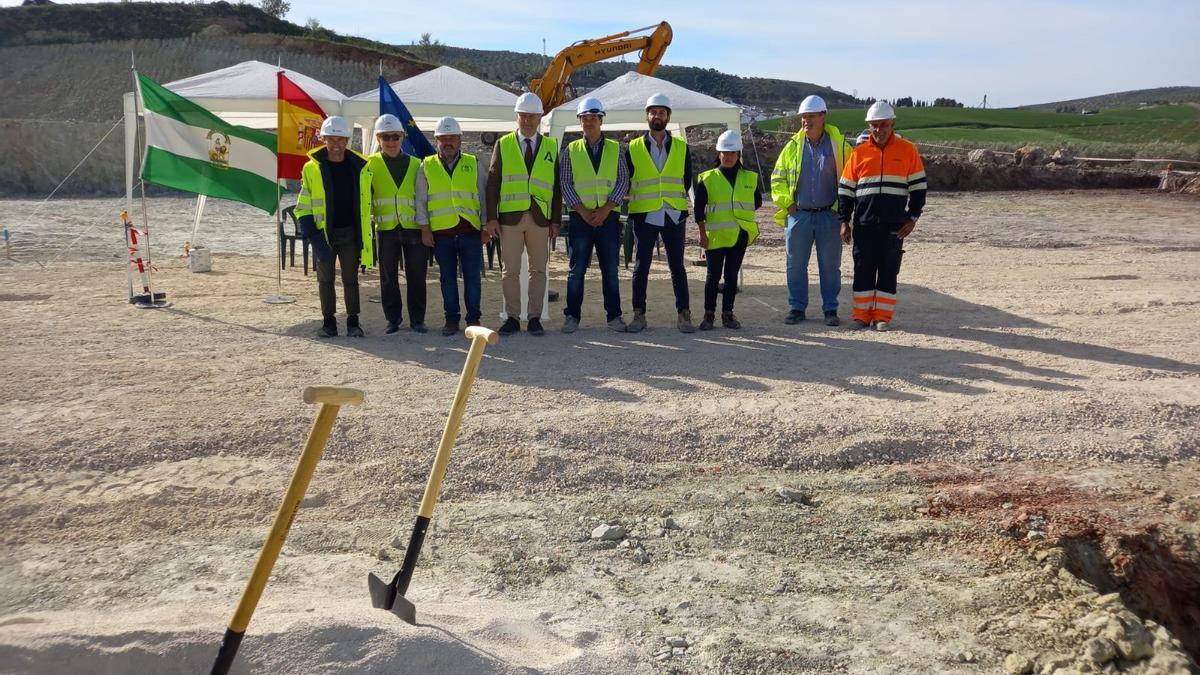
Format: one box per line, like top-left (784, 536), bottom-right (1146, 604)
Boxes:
top-left (754, 105), bottom-right (1200, 161)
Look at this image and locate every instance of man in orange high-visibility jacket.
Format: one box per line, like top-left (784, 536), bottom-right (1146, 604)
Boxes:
top-left (837, 101), bottom-right (927, 332)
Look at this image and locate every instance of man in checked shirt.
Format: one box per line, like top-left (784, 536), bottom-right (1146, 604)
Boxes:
top-left (558, 97), bottom-right (631, 333)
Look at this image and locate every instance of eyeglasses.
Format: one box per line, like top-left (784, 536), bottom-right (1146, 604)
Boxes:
top-left (378, 134), bottom-right (403, 142)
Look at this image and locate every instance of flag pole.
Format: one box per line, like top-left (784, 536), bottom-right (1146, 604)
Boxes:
top-left (265, 59), bottom-right (295, 305)
top-left (130, 53), bottom-right (169, 309)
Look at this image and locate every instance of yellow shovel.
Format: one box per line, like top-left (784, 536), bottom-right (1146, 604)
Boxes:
top-left (211, 386), bottom-right (364, 675)
top-left (368, 326), bottom-right (499, 624)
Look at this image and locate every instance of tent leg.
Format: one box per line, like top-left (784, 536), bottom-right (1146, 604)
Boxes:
top-left (265, 179), bottom-right (296, 305)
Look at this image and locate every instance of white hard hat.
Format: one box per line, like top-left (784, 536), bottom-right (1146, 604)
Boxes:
top-left (645, 93), bottom-right (672, 111)
top-left (374, 114), bottom-right (405, 134)
top-left (319, 116), bottom-right (351, 139)
top-left (515, 92), bottom-right (544, 114)
top-left (865, 101), bottom-right (896, 121)
top-left (434, 116), bottom-right (462, 137)
top-left (798, 95), bottom-right (827, 114)
top-left (576, 97), bottom-right (606, 117)
top-left (715, 130), bottom-right (742, 152)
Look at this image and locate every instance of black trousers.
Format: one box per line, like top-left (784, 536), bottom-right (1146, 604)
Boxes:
top-left (631, 215), bottom-right (689, 312)
top-left (316, 230), bottom-right (361, 319)
top-left (851, 224), bottom-right (904, 296)
top-left (377, 228), bottom-right (428, 325)
top-left (704, 229), bottom-right (749, 313)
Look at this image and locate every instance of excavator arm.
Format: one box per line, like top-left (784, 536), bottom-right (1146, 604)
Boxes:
top-left (530, 22), bottom-right (672, 111)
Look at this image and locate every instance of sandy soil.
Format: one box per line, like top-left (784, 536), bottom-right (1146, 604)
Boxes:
top-left (0, 190), bottom-right (1198, 674)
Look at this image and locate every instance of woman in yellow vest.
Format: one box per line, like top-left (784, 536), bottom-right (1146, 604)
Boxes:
top-left (367, 114), bottom-right (425, 334)
top-left (694, 130), bottom-right (762, 330)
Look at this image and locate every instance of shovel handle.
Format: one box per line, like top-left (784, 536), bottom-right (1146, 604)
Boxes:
top-left (302, 386), bottom-right (364, 407)
top-left (464, 325), bottom-right (498, 345)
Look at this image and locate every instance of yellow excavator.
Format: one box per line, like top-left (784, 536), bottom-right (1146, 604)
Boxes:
top-left (530, 22), bottom-right (673, 111)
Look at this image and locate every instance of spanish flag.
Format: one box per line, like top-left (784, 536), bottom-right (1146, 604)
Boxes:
top-left (277, 72), bottom-right (326, 179)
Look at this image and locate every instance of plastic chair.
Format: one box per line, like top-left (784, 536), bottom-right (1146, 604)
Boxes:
top-left (279, 206), bottom-right (310, 275)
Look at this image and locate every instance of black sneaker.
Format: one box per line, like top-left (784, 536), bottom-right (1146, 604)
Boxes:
top-left (699, 312), bottom-right (715, 331)
top-left (317, 317), bottom-right (338, 338)
top-left (823, 311), bottom-right (840, 327)
top-left (498, 317), bottom-right (520, 336)
top-left (527, 318), bottom-right (545, 336)
top-left (410, 322), bottom-right (429, 334)
top-left (346, 315), bottom-right (364, 338)
top-left (385, 321), bottom-right (400, 334)
top-left (785, 310), bottom-right (806, 325)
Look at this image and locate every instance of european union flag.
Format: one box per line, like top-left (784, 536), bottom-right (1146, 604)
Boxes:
top-left (379, 75), bottom-right (436, 158)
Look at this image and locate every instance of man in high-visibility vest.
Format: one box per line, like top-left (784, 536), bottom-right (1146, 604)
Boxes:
top-left (771, 95), bottom-right (854, 327)
top-left (624, 93), bottom-right (696, 334)
top-left (485, 92), bottom-right (562, 337)
top-left (367, 114), bottom-right (426, 334)
top-left (415, 116), bottom-right (489, 337)
top-left (295, 116), bottom-right (372, 338)
top-left (838, 101), bottom-right (927, 332)
top-left (558, 97), bottom-right (630, 333)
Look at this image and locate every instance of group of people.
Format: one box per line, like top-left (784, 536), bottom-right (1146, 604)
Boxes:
top-left (293, 90), bottom-right (926, 338)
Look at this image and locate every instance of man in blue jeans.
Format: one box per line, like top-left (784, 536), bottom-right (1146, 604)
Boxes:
top-left (415, 117), bottom-right (489, 336)
top-left (559, 97), bottom-right (630, 333)
top-left (771, 95), bottom-right (853, 326)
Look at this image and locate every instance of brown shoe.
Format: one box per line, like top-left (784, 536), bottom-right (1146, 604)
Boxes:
top-left (441, 320), bottom-right (461, 336)
top-left (677, 309), bottom-right (696, 334)
top-left (721, 312), bottom-right (741, 329)
top-left (699, 312), bottom-right (715, 331)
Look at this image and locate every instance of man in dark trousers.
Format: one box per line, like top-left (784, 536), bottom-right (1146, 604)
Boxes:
top-left (295, 116), bottom-right (373, 338)
top-left (367, 114), bottom-right (427, 334)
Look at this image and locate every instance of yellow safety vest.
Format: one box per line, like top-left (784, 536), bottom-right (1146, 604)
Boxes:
top-left (567, 138), bottom-right (619, 209)
top-left (627, 134), bottom-right (688, 214)
top-left (422, 153), bottom-right (481, 232)
top-left (367, 153), bottom-right (419, 231)
top-left (294, 147), bottom-right (373, 267)
top-left (497, 132), bottom-right (557, 219)
top-left (769, 123), bottom-right (852, 226)
top-left (698, 167), bottom-right (759, 250)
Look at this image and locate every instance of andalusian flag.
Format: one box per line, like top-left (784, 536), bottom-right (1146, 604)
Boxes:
top-left (137, 72), bottom-right (278, 214)
top-left (277, 72), bottom-right (326, 179)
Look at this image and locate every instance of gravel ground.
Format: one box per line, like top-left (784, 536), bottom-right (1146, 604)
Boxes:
top-left (0, 190), bottom-right (1197, 673)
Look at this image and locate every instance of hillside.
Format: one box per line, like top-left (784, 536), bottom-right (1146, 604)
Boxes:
top-left (1020, 87), bottom-right (1200, 112)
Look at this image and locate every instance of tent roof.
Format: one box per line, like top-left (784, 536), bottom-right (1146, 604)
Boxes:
top-left (545, 72), bottom-right (740, 137)
top-left (348, 66), bottom-right (516, 106)
top-left (162, 60), bottom-right (345, 113)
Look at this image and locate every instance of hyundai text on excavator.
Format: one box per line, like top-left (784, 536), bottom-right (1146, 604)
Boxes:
top-left (529, 21), bottom-right (672, 111)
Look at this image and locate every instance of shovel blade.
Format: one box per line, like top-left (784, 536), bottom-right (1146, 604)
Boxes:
top-left (367, 572), bottom-right (417, 625)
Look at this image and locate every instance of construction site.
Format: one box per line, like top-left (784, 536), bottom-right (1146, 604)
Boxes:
top-left (1, 3), bottom-right (1198, 674)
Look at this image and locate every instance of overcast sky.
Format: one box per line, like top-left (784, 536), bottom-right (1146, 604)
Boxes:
top-left (7, 0), bottom-right (1198, 107)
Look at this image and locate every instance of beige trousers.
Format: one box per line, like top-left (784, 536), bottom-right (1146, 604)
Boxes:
top-left (499, 211), bottom-right (550, 320)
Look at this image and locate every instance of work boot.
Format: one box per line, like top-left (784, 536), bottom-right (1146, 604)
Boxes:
top-left (627, 309), bottom-right (647, 333)
top-left (699, 312), bottom-right (715, 331)
top-left (386, 321), bottom-right (401, 335)
top-left (848, 319), bottom-right (869, 330)
top-left (824, 311), bottom-right (840, 327)
top-left (346, 315), bottom-right (364, 338)
top-left (317, 316), bottom-right (338, 338)
top-left (785, 310), bottom-right (805, 325)
top-left (410, 322), bottom-right (428, 334)
top-left (561, 316), bottom-right (579, 334)
top-left (607, 316), bottom-right (628, 333)
top-left (721, 312), bottom-right (741, 329)
top-left (677, 309), bottom-right (696, 334)
top-left (441, 320), bottom-right (460, 336)
top-left (875, 321), bottom-right (891, 332)
top-left (528, 318), bottom-right (545, 336)
top-left (498, 317), bottom-right (520, 336)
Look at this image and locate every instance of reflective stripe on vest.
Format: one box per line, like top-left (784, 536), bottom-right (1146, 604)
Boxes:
top-left (699, 167), bottom-right (759, 250)
top-left (294, 150), bottom-right (374, 267)
top-left (627, 135), bottom-right (688, 214)
top-left (497, 133), bottom-right (557, 218)
top-left (567, 138), bottom-right (618, 209)
top-left (367, 153), bottom-right (419, 231)
top-left (423, 153), bottom-right (481, 231)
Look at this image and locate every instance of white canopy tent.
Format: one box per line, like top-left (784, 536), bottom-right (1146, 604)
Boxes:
top-left (544, 72), bottom-right (740, 139)
top-left (343, 66), bottom-right (518, 153)
top-left (122, 60), bottom-right (347, 223)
